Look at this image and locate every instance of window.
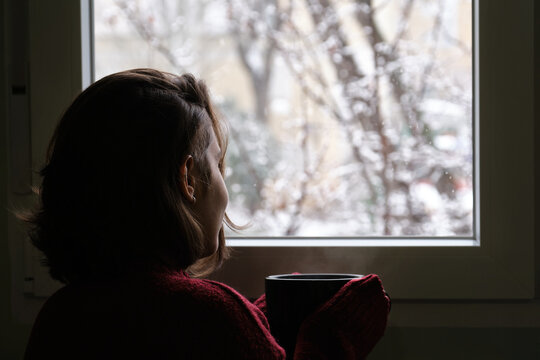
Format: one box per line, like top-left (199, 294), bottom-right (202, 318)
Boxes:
top-left (94, 0), bottom-right (474, 238)
top-left (13, 0), bottom-right (533, 308)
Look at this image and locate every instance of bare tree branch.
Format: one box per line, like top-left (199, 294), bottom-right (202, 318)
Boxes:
top-left (226, 0), bottom-right (282, 123)
top-left (115, 0), bottom-right (186, 73)
top-left (274, 37), bottom-right (379, 207)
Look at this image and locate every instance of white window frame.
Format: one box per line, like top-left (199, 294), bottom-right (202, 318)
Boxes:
top-left (10, 0), bottom-right (534, 323)
top-left (212, 0), bottom-right (536, 301)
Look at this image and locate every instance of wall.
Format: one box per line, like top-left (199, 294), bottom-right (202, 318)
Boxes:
top-left (1, 0), bottom-right (31, 356)
top-left (0, 1), bottom-right (34, 358)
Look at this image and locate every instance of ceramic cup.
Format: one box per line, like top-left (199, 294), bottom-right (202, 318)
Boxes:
top-left (265, 273), bottom-right (363, 358)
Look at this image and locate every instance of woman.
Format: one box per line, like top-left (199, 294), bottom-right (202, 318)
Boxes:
top-left (23, 69), bottom-right (389, 359)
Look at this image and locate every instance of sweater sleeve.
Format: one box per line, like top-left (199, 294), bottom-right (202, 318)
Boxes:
top-left (294, 274), bottom-right (391, 360)
top-left (187, 278), bottom-right (287, 360)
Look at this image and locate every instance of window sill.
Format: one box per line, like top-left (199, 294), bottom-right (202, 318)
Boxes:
top-left (227, 238), bottom-right (478, 247)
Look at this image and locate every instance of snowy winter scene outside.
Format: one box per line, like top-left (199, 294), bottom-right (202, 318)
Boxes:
top-left (94, 0), bottom-right (473, 237)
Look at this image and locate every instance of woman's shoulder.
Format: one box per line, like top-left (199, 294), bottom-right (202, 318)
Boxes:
top-left (153, 271), bottom-right (272, 333)
top-left (148, 271), bottom-right (286, 358)
top-left (159, 272), bottom-right (257, 312)
top-left (153, 271), bottom-right (285, 358)
top-left (26, 271), bottom-right (285, 359)
top-left (36, 271), bottom-right (250, 316)
top-left (35, 270), bottom-right (257, 322)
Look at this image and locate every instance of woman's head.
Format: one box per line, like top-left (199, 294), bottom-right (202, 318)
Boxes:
top-left (25, 69), bottom-right (230, 284)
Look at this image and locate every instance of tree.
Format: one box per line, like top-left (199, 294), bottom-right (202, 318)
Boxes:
top-left (100, 0), bottom-right (473, 236)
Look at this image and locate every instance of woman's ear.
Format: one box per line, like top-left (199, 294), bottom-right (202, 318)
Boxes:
top-left (179, 155), bottom-right (196, 204)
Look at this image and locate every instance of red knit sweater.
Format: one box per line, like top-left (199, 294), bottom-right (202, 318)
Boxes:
top-left (24, 269), bottom-right (389, 359)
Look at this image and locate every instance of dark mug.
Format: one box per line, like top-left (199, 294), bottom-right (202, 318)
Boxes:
top-left (265, 273), bottom-right (363, 358)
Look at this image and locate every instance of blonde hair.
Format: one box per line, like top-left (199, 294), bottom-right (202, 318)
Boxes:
top-left (20, 69), bottom-right (232, 283)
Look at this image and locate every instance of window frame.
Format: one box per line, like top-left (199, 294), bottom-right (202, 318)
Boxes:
top-left (208, 0), bottom-right (536, 300)
top-left (14, 0), bottom-right (534, 310)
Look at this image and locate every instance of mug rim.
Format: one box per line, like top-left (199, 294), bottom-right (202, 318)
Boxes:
top-left (266, 273), bottom-right (363, 281)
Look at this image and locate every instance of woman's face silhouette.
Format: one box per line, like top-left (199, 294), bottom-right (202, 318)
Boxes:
top-left (190, 127), bottom-right (229, 257)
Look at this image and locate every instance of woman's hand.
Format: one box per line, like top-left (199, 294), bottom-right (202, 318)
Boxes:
top-left (293, 274), bottom-right (391, 360)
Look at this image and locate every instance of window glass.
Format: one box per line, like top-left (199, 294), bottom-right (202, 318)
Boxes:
top-left (94, 0), bottom-right (473, 237)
